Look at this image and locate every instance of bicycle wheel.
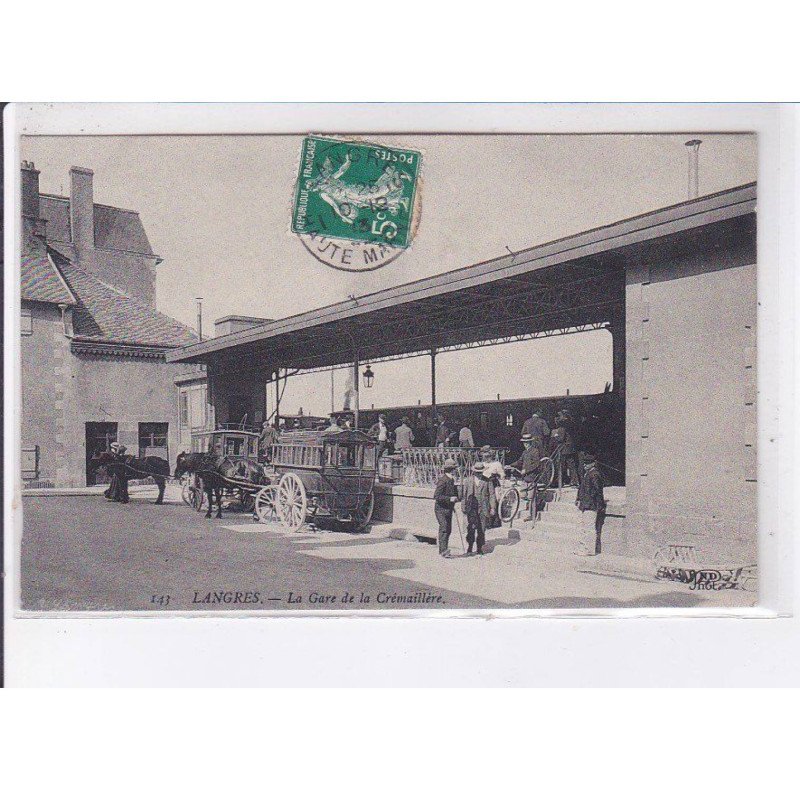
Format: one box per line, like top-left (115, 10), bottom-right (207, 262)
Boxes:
top-left (537, 457), bottom-right (556, 489)
top-left (499, 487), bottom-right (520, 523)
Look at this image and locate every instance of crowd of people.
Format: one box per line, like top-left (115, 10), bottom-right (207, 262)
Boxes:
top-left (432, 407), bottom-right (606, 559)
top-left (255, 404), bottom-right (607, 558)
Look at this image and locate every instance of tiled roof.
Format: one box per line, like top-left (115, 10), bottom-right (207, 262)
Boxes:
top-left (48, 249), bottom-right (198, 349)
top-left (39, 194), bottom-right (154, 254)
top-left (20, 225), bottom-right (77, 305)
top-left (94, 204), bottom-right (153, 254)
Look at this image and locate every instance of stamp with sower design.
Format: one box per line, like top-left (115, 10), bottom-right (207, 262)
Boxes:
top-left (291, 136), bottom-right (421, 272)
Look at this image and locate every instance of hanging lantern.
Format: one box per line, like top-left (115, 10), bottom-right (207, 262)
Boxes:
top-left (362, 364), bottom-right (375, 388)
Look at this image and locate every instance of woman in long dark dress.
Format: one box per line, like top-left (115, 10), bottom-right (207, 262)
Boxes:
top-left (106, 443), bottom-right (130, 503)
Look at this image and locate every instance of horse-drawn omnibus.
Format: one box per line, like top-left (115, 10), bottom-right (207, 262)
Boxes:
top-left (255, 429), bottom-right (377, 532)
top-left (177, 425), bottom-right (377, 532)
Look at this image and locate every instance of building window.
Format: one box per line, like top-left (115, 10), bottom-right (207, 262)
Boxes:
top-left (506, 413), bottom-right (514, 427)
top-left (182, 386), bottom-right (211, 432)
top-left (180, 391), bottom-right (189, 430)
top-left (139, 422), bottom-right (169, 459)
top-left (21, 307), bottom-right (33, 336)
top-left (22, 445), bottom-right (40, 480)
top-left (480, 411), bottom-right (489, 429)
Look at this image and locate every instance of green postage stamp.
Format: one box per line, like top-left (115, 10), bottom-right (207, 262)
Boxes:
top-left (292, 136), bottom-right (421, 249)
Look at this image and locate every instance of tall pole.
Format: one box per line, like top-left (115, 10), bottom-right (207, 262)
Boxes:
top-left (685, 139), bottom-right (702, 200)
top-left (330, 368), bottom-right (335, 414)
top-left (352, 356), bottom-right (360, 430)
top-left (430, 346), bottom-right (437, 443)
top-left (274, 369), bottom-right (281, 426)
top-left (196, 297), bottom-right (203, 341)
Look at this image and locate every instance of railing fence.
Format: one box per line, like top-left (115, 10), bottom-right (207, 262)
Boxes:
top-left (395, 447), bottom-right (506, 487)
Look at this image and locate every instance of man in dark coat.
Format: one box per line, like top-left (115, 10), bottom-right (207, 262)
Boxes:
top-left (575, 452), bottom-right (606, 555)
top-left (508, 434), bottom-right (541, 521)
top-left (521, 409), bottom-right (550, 455)
top-left (461, 462), bottom-right (497, 555)
top-left (433, 458), bottom-right (460, 557)
top-left (259, 421), bottom-right (278, 461)
top-left (552, 409), bottom-right (579, 487)
top-left (435, 417), bottom-right (452, 448)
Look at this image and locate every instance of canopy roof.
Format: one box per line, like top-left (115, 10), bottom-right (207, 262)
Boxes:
top-left (168, 183), bottom-right (756, 373)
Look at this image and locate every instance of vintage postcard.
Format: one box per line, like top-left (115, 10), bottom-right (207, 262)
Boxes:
top-left (8, 108), bottom-right (765, 614)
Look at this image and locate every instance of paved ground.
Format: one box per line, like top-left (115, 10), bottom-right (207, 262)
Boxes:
top-left (19, 487), bottom-right (755, 612)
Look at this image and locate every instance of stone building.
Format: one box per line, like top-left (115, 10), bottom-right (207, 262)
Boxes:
top-left (20, 162), bottom-right (199, 487)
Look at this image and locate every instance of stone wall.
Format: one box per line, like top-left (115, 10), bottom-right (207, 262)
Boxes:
top-left (624, 216), bottom-right (757, 563)
top-left (20, 302), bottom-right (65, 484)
top-left (21, 313), bottom-right (189, 487)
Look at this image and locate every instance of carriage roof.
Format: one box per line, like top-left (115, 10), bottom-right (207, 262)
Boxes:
top-left (190, 426), bottom-right (260, 457)
top-left (276, 429), bottom-right (375, 447)
top-left (272, 429), bottom-right (377, 474)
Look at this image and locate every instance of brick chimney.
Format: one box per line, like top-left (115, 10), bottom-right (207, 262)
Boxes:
top-left (21, 161), bottom-right (40, 219)
top-left (70, 166), bottom-right (95, 250)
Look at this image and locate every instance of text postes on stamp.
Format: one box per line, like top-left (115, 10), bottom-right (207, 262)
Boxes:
top-left (292, 136), bottom-right (421, 271)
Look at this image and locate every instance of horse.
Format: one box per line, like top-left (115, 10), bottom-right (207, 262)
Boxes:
top-left (174, 452), bottom-right (225, 518)
top-left (88, 451), bottom-right (170, 504)
top-left (175, 452), bottom-right (268, 519)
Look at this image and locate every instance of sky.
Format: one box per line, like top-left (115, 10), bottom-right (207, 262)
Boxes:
top-left (21, 133), bottom-right (756, 416)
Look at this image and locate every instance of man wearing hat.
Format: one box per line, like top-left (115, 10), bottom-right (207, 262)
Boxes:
top-left (479, 445), bottom-right (505, 524)
top-left (368, 414), bottom-right (390, 461)
top-left (575, 452), bottom-right (606, 556)
top-left (259, 420), bottom-right (278, 461)
top-left (461, 461), bottom-right (497, 555)
top-left (508, 434), bottom-right (541, 521)
top-left (433, 459), bottom-right (460, 557)
top-left (521, 408), bottom-right (550, 455)
top-left (435, 416), bottom-right (453, 449)
top-left (552, 408), bottom-right (579, 487)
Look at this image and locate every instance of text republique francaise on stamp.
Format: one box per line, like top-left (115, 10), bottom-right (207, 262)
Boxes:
top-left (291, 135), bottom-right (421, 272)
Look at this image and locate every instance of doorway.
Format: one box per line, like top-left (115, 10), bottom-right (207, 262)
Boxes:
top-left (85, 421), bottom-right (118, 485)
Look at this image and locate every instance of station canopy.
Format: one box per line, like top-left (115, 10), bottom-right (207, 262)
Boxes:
top-left (167, 184), bottom-right (755, 374)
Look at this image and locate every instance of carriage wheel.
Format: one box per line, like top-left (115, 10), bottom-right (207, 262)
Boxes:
top-left (277, 473), bottom-right (307, 532)
top-left (254, 485), bottom-right (279, 524)
top-left (191, 476), bottom-right (206, 511)
top-left (537, 457), bottom-right (556, 489)
top-left (352, 492), bottom-right (375, 532)
top-left (499, 486), bottom-right (520, 523)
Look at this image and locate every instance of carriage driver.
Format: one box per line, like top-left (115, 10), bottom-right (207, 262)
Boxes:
top-left (259, 420), bottom-right (278, 461)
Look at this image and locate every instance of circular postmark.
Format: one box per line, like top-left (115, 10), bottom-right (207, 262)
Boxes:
top-left (292, 135), bottom-right (422, 272)
top-left (298, 233), bottom-right (408, 273)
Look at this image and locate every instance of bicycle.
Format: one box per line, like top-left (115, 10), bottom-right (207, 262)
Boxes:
top-left (498, 459), bottom-right (556, 523)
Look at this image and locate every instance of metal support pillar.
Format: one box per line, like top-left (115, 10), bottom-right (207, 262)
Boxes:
top-left (352, 355), bottom-right (360, 429)
top-left (274, 369), bottom-right (281, 426)
top-left (610, 309), bottom-right (626, 397)
top-left (430, 346), bottom-right (437, 442)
